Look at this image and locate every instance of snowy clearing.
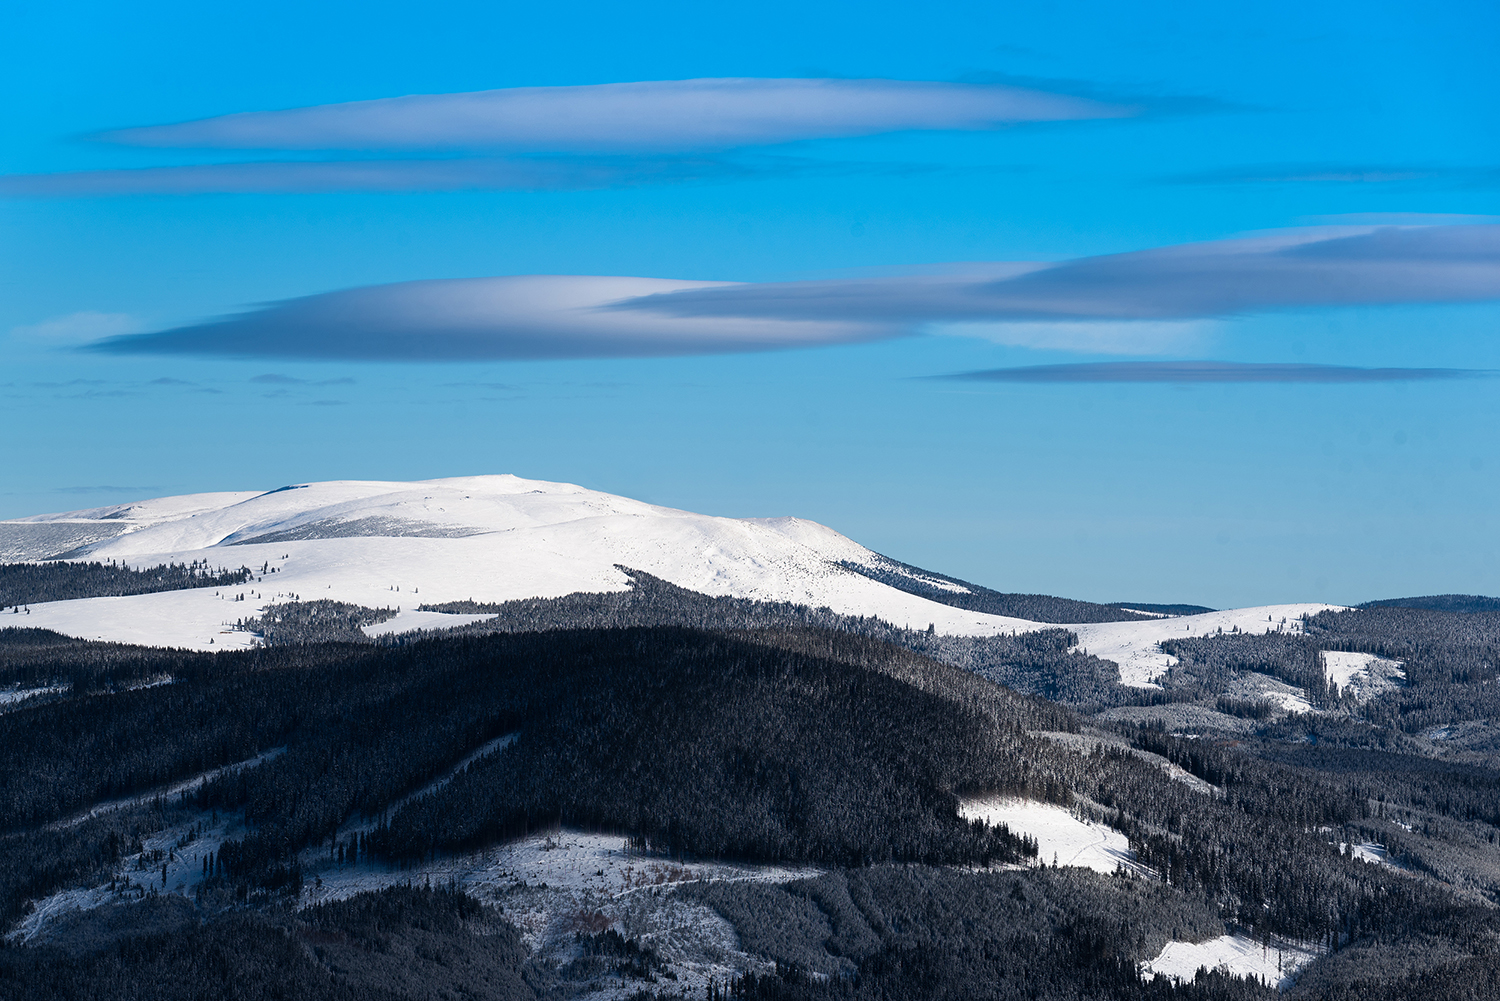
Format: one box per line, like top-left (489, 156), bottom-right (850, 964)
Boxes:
top-left (1332, 840), bottom-right (1406, 869)
top-left (958, 798), bottom-right (1147, 874)
top-left (1070, 604), bottom-right (1345, 688)
top-left (1143, 931), bottom-right (1322, 990)
top-left (362, 608), bottom-right (499, 637)
top-left (1322, 651), bottom-right (1405, 702)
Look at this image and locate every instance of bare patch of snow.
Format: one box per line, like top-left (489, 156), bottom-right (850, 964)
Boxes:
top-left (1070, 604), bottom-right (1344, 688)
top-left (958, 797), bottom-right (1148, 874)
top-left (1322, 651), bottom-right (1405, 703)
top-left (362, 609), bottom-right (499, 637)
top-left (1143, 931), bottom-right (1322, 990)
top-left (299, 830), bottom-right (819, 996)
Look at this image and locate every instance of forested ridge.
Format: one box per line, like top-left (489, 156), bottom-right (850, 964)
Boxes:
top-left (7, 566), bottom-right (1500, 997)
top-left (411, 569), bottom-right (1139, 709)
top-left (0, 561), bottom-right (252, 611)
top-left (834, 555), bottom-right (1154, 623)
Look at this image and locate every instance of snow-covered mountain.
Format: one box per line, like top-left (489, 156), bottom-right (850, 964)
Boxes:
top-left (0, 475), bottom-right (1043, 650)
top-left (0, 474), bottom-right (1338, 667)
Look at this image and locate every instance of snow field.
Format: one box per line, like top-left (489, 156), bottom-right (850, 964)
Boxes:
top-left (6, 475), bottom-right (1044, 651)
top-left (958, 797), bottom-right (1148, 875)
top-left (1142, 931), bottom-right (1322, 989)
top-left (1322, 651), bottom-right (1405, 702)
top-left (1070, 604), bottom-right (1345, 688)
top-left (362, 609), bottom-right (498, 637)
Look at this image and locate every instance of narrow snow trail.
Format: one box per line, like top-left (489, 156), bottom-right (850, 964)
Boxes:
top-left (46, 747), bottom-right (285, 830)
top-left (336, 733), bottom-right (518, 836)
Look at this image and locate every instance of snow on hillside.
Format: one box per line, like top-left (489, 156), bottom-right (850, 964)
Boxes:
top-left (1322, 651), bottom-right (1405, 702)
top-left (1143, 931), bottom-right (1322, 989)
top-left (1, 475), bottom-right (1044, 650)
top-left (1, 476), bottom-right (1353, 670)
top-left (1071, 604), bottom-right (1344, 688)
top-left (958, 798), bottom-right (1148, 875)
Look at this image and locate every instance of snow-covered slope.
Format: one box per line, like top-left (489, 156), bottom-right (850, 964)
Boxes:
top-left (2, 475), bottom-right (1348, 661)
top-left (1071, 604), bottom-right (1345, 688)
top-left (1, 475), bottom-right (1046, 650)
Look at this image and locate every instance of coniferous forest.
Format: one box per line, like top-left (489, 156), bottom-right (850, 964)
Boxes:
top-left (5, 567), bottom-right (1500, 998)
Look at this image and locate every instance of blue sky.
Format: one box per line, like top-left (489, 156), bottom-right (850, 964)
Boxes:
top-left (2, 0), bottom-right (1498, 607)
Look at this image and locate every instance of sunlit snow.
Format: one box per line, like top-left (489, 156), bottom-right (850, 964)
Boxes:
top-left (1322, 650), bottom-right (1405, 702)
top-left (3, 475), bottom-right (1044, 650)
top-left (958, 797), bottom-right (1147, 874)
top-left (1143, 931), bottom-right (1322, 989)
top-left (1071, 605), bottom-right (1344, 688)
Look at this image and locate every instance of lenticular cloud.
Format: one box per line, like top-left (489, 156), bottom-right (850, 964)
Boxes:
top-left (943, 361), bottom-right (1487, 383)
top-left (97, 78), bottom-right (1133, 152)
top-left (94, 275), bottom-right (901, 361)
top-left (621, 224), bottom-right (1500, 323)
top-left (94, 225), bottom-right (1500, 361)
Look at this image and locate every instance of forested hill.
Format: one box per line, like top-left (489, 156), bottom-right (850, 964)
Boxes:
top-left (11, 582), bottom-right (1500, 996)
top-left (1359, 594), bottom-right (1500, 614)
top-left (838, 554), bottom-right (1155, 622)
top-left (1, 560), bottom-right (251, 610)
top-left (413, 568), bottom-right (1135, 708)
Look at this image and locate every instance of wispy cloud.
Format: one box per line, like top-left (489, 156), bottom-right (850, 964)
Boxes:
top-left (89, 225), bottom-right (1500, 361)
top-left (1165, 164), bottom-right (1500, 187)
top-left (0, 154), bottom-right (900, 197)
top-left (96, 78), bottom-right (1134, 153)
top-left (95, 275), bottom-right (899, 361)
top-left (624, 224), bottom-right (1500, 324)
top-left (929, 319), bottom-right (1209, 354)
top-left (9, 311), bottom-right (140, 345)
top-left (939, 361), bottom-right (1492, 383)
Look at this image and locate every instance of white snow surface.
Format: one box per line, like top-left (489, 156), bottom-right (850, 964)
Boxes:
top-left (1071, 605), bottom-right (1344, 688)
top-left (3, 475), bottom-right (1047, 650)
top-left (1322, 651), bottom-right (1406, 702)
top-left (1143, 931), bottom-right (1322, 989)
top-left (3, 476), bottom-right (1353, 671)
top-left (362, 609), bottom-right (499, 637)
top-left (958, 798), bottom-right (1146, 875)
